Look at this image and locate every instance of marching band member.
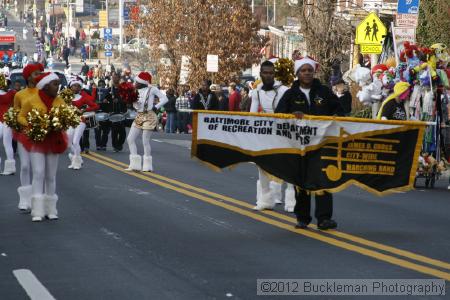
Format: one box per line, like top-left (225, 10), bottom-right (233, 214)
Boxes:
top-left (250, 60), bottom-right (296, 212)
top-left (17, 72), bottom-right (68, 222)
top-left (126, 72), bottom-right (168, 172)
top-left (13, 63), bottom-right (44, 211)
top-left (67, 76), bottom-right (99, 170)
top-left (276, 57), bottom-right (341, 230)
top-left (0, 75), bottom-right (16, 175)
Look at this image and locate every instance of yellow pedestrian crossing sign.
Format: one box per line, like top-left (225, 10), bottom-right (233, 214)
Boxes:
top-left (355, 12), bottom-right (387, 45)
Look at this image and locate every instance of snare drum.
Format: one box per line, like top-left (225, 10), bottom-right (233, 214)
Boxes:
top-left (109, 113), bottom-right (126, 123)
top-left (95, 112), bottom-right (110, 122)
top-left (126, 109), bottom-right (137, 120)
top-left (83, 112), bottom-right (98, 128)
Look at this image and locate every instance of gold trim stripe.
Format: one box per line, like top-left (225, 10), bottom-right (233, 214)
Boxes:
top-left (320, 156), bottom-right (397, 165)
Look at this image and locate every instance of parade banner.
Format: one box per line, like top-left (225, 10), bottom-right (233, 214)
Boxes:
top-left (191, 112), bottom-right (426, 196)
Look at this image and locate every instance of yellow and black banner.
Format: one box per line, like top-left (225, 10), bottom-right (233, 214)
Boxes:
top-left (191, 111), bottom-right (427, 196)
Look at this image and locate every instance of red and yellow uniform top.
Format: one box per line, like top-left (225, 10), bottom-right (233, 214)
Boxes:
top-left (17, 91), bottom-right (68, 154)
top-left (0, 89), bottom-right (16, 122)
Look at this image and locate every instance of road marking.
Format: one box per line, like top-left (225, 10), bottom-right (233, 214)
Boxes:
top-left (13, 269), bottom-right (56, 300)
top-left (87, 152), bottom-right (450, 272)
top-left (84, 153), bottom-right (450, 281)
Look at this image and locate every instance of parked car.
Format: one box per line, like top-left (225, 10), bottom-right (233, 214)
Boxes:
top-left (118, 38), bottom-right (150, 53)
top-left (10, 69), bottom-right (68, 90)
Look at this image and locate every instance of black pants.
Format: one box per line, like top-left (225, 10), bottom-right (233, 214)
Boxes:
top-left (294, 190), bottom-right (333, 224)
top-left (111, 121), bottom-right (126, 151)
top-left (177, 112), bottom-right (189, 133)
top-left (95, 121), bottom-right (111, 148)
top-left (81, 129), bottom-right (90, 151)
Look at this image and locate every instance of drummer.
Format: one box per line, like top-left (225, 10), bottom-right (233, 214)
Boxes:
top-left (67, 76), bottom-right (99, 170)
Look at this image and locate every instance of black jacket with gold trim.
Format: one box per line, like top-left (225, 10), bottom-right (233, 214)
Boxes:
top-left (275, 79), bottom-right (343, 116)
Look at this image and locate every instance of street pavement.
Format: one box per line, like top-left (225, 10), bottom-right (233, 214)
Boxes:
top-left (1, 11), bottom-right (450, 300)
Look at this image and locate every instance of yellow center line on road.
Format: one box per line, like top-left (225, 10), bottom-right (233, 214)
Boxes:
top-left (86, 152), bottom-right (450, 273)
top-left (83, 153), bottom-right (450, 281)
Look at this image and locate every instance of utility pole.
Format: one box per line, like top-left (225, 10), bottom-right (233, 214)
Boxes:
top-left (273, 0), bottom-right (276, 25)
top-left (106, 0), bottom-right (109, 66)
top-left (251, 0), bottom-right (254, 14)
top-left (119, 0), bottom-right (123, 58)
top-left (66, 0), bottom-right (70, 47)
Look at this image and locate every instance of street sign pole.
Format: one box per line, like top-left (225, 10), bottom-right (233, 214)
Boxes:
top-left (106, 0), bottom-right (110, 66)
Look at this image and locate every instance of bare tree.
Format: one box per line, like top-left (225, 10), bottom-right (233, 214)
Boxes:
top-left (130, 0), bottom-right (264, 89)
top-left (291, 0), bottom-right (352, 83)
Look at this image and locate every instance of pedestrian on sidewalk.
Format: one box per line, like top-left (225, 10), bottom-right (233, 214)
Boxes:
top-left (164, 87), bottom-right (177, 134)
top-left (175, 85), bottom-right (191, 134)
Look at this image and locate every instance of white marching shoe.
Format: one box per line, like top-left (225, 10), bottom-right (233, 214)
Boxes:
top-left (68, 153), bottom-right (74, 168)
top-left (253, 181), bottom-right (275, 211)
top-left (17, 185), bottom-right (32, 211)
top-left (125, 155), bottom-right (142, 171)
top-left (45, 194), bottom-right (59, 220)
top-left (270, 181), bottom-right (283, 204)
top-left (71, 155), bottom-right (83, 170)
top-left (31, 194), bottom-right (46, 222)
top-left (2, 159), bottom-right (16, 175)
top-left (284, 184), bottom-right (296, 213)
top-left (142, 156), bottom-right (153, 172)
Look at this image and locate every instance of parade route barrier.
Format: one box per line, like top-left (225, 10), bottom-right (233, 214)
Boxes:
top-left (191, 111), bottom-right (427, 196)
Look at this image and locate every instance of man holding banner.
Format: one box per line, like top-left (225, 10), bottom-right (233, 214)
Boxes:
top-left (276, 57), bottom-right (342, 230)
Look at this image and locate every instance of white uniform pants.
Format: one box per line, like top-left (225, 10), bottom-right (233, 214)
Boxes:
top-left (0, 122), bottom-right (14, 160)
top-left (29, 152), bottom-right (59, 197)
top-left (67, 123), bottom-right (86, 157)
top-left (127, 126), bottom-right (152, 156)
top-left (17, 143), bottom-right (32, 186)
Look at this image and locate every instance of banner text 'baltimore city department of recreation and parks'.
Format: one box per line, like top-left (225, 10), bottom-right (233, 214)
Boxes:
top-left (191, 111), bottom-right (426, 196)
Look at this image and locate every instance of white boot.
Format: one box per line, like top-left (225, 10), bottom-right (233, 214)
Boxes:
top-left (256, 180), bottom-right (262, 204)
top-left (17, 185), bottom-right (32, 211)
top-left (71, 155), bottom-right (83, 170)
top-left (31, 195), bottom-right (46, 222)
top-left (142, 156), bottom-right (153, 172)
top-left (125, 155), bottom-right (142, 171)
top-left (253, 180), bottom-right (274, 211)
top-left (270, 181), bottom-right (283, 204)
top-left (2, 159), bottom-right (16, 175)
top-left (284, 184), bottom-right (296, 213)
top-left (45, 194), bottom-right (59, 220)
top-left (68, 153), bottom-right (74, 168)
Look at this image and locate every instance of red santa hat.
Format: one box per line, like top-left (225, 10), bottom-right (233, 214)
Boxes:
top-left (35, 72), bottom-right (60, 90)
top-left (69, 75), bottom-right (83, 87)
top-left (135, 72), bottom-right (152, 85)
top-left (22, 63), bottom-right (45, 80)
top-left (294, 56), bottom-right (318, 75)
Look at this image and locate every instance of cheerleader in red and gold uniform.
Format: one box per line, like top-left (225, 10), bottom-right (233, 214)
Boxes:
top-left (0, 75), bottom-right (16, 175)
top-left (17, 73), bottom-right (68, 222)
top-left (66, 76), bottom-right (98, 170)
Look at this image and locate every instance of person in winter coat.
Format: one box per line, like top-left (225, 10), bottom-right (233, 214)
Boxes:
top-left (275, 57), bottom-right (341, 230)
top-left (163, 87), bottom-right (177, 133)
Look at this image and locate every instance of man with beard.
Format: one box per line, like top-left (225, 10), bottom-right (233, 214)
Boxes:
top-left (276, 57), bottom-right (341, 230)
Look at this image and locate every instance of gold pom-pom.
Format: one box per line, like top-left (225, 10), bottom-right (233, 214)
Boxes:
top-left (3, 107), bottom-right (21, 131)
top-left (0, 73), bottom-right (7, 90)
top-left (58, 88), bottom-right (75, 105)
top-left (26, 109), bottom-right (50, 142)
top-left (49, 104), bottom-right (81, 131)
top-left (274, 58), bottom-right (295, 86)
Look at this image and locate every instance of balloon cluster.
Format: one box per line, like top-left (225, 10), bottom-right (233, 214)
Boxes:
top-left (26, 109), bottom-right (50, 142)
top-left (58, 88), bottom-right (75, 105)
top-left (3, 107), bottom-right (21, 131)
top-left (274, 58), bottom-right (295, 86)
top-left (118, 82), bottom-right (138, 104)
top-left (49, 104), bottom-right (81, 131)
